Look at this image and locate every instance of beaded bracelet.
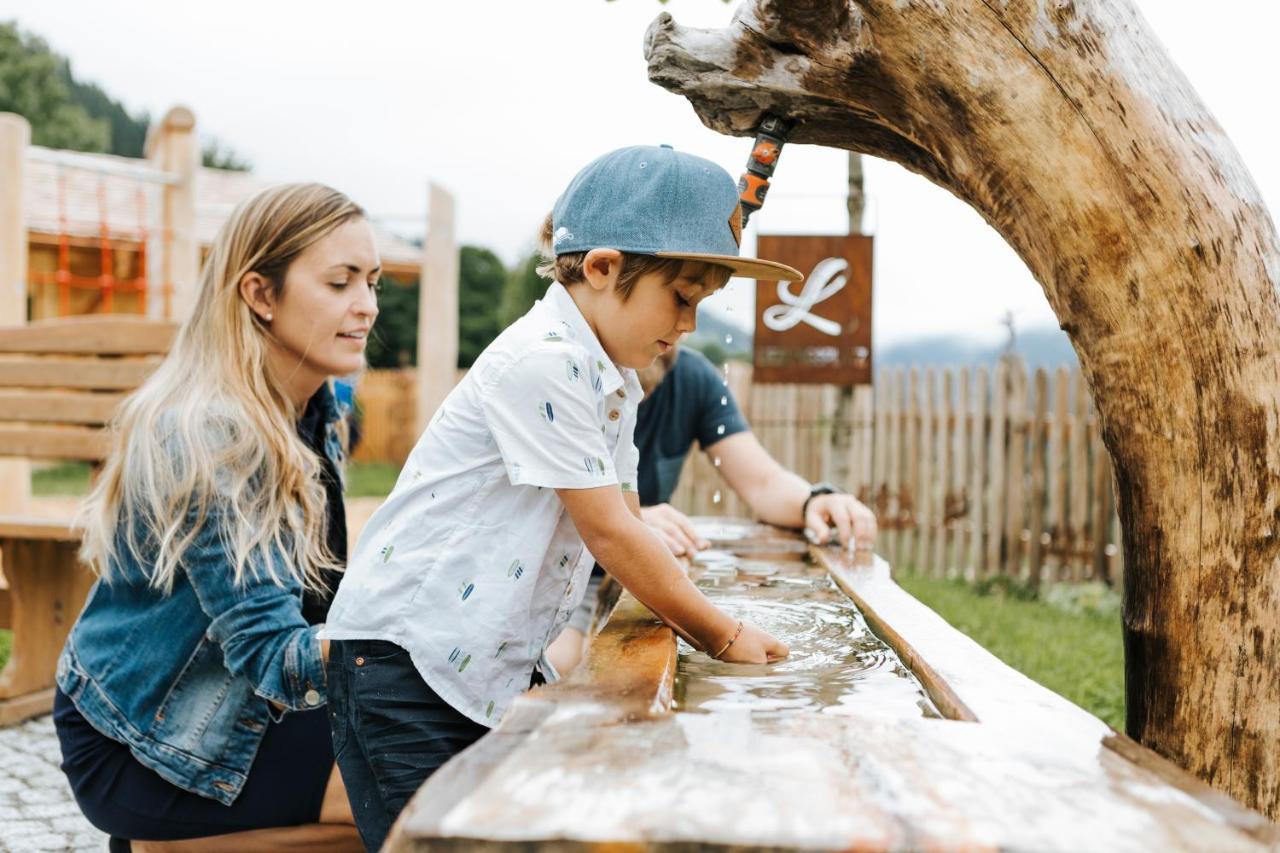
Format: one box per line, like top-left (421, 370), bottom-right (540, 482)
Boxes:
top-left (713, 620), bottom-right (745, 660)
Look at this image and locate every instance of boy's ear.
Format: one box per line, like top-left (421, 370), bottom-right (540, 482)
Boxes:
top-left (581, 249), bottom-right (623, 294)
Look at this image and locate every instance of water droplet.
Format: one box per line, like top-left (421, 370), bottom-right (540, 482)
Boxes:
top-left (720, 395), bottom-right (728, 406)
top-left (713, 456), bottom-right (721, 468)
top-left (712, 490), bottom-right (722, 504)
top-left (716, 424), bottom-right (726, 435)
top-left (724, 333), bottom-right (734, 345)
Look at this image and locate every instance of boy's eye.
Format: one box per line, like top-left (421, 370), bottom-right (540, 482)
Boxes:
top-left (675, 292), bottom-right (692, 307)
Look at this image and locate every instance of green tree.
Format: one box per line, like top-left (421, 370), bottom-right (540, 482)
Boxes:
top-left (0, 22), bottom-right (109, 151)
top-left (364, 274), bottom-right (419, 369)
top-left (500, 251), bottom-right (550, 328)
top-left (65, 75), bottom-right (148, 157)
top-left (201, 137), bottom-right (252, 172)
top-left (458, 246), bottom-right (506, 367)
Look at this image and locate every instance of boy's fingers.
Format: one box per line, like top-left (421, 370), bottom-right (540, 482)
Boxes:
top-left (656, 522), bottom-right (695, 556)
top-left (804, 504), bottom-right (829, 545)
top-left (831, 506), bottom-right (853, 550)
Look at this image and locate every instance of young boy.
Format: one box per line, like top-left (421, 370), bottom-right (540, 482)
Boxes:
top-left (320, 144), bottom-right (801, 850)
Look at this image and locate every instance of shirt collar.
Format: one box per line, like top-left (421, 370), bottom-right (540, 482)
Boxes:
top-left (543, 282), bottom-right (627, 397)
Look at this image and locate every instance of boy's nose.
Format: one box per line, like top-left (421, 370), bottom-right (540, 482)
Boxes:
top-left (676, 306), bottom-right (697, 334)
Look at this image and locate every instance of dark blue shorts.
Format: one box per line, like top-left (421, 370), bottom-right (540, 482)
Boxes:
top-left (326, 639), bottom-right (503, 852)
top-left (54, 687), bottom-right (334, 841)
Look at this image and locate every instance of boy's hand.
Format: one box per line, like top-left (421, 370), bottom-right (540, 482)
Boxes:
top-left (640, 503), bottom-right (710, 556)
top-left (714, 621), bottom-right (789, 664)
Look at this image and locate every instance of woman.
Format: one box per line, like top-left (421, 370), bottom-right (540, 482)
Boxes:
top-left (54, 183), bottom-right (379, 850)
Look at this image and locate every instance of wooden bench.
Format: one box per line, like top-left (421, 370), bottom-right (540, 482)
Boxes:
top-left (0, 315), bottom-right (176, 724)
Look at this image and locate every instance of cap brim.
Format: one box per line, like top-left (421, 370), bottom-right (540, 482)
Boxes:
top-left (655, 251), bottom-right (803, 282)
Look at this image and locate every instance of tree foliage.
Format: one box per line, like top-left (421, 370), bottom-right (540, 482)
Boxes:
top-left (0, 21), bottom-right (111, 151)
top-left (500, 251), bottom-right (550, 328)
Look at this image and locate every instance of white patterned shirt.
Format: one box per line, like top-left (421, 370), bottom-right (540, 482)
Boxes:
top-left (322, 283), bottom-right (642, 726)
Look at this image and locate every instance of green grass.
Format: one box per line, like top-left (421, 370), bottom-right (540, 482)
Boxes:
top-left (896, 572), bottom-right (1126, 728)
top-left (344, 462), bottom-right (402, 497)
top-left (32, 462), bottom-right (92, 496)
top-left (0, 630), bottom-right (9, 673)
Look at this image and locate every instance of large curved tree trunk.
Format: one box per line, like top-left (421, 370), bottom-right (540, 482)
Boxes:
top-left (647, 0), bottom-right (1280, 818)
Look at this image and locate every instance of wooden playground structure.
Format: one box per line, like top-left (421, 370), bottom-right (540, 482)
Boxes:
top-left (0, 108), bottom-right (463, 723)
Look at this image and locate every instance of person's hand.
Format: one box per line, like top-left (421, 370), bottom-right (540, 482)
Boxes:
top-left (805, 493), bottom-right (878, 553)
top-left (714, 620), bottom-right (789, 664)
top-left (640, 503), bottom-right (710, 557)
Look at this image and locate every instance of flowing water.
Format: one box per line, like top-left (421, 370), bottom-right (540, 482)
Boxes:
top-left (675, 547), bottom-right (941, 719)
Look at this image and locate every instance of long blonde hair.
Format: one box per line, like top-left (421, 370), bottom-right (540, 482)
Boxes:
top-left (79, 183), bottom-right (365, 593)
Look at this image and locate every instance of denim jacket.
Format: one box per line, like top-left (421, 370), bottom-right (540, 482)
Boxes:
top-left (56, 383), bottom-right (348, 806)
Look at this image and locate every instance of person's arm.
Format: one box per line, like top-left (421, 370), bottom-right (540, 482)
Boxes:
top-left (182, 506), bottom-right (327, 713)
top-left (711, 431), bottom-right (878, 550)
top-left (560, 484), bottom-right (787, 664)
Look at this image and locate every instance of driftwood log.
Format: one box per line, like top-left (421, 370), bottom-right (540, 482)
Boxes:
top-left (646, 0), bottom-right (1280, 818)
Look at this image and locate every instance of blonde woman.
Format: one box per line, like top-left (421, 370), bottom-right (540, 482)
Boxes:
top-left (53, 184), bottom-right (377, 851)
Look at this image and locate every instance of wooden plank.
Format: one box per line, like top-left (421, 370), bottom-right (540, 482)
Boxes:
top-left (886, 370), bottom-right (904, 567)
top-left (0, 390), bottom-right (123, 424)
top-left (916, 369), bottom-right (936, 575)
top-left (0, 316), bottom-right (177, 354)
top-left (1069, 371), bottom-right (1090, 582)
top-left (0, 426), bottom-right (107, 461)
top-left (985, 360), bottom-right (1008, 578)
top-left (904, 368), bottom-right (921, 572)
top-left (1047, 367), bottom-right (1070, 584)
top-left (931, 369), bottom-right (951, 577)
top-left (950, 369), bottom-right (970, 578)
top-left (0, 537), bottom-right (95, 703)
top-left (854, 384), bottom-right (874, 506)
top-left (968, 367), bottom-right (988, 579)
top-left (1002, 360), bottom-right (1028, 580)
top-left (1091, 421), bottom-right (1115, 584)
top-left (0, 517), bottom-right (80, 541)
top-left (1027, 368), bottom-right (1050, 591)
top-left (0, 356), bottom-right (159, 391)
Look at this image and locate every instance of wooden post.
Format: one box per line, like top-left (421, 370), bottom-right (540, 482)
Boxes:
top-left (1047, 367), bottom-right (1071, 584)
top-left (904, 369), bottom-right (921, 570)
top-left (968, 367), bottom-right (988, 579)
top-left (416, 183), bottom-right (459, 434)
top-left (1069, 371), bottom-right (1091, 582)
top-left (0, 114), bottom-right (31, 513)
top-left (886, 370), bottom-right (904, 567)
top-left (1003, 359), bottom-right (1028, 580)
top-left (144, 106), bottom-right (198, 321)
top-left (931, 369), bottom-right (951, 576)
top-left (1027, 368), bottom-right (1050, 590)
top-left (985, 360), bottom-right (1008, 578)
top-left (951, 368), bottom-right (970, 577)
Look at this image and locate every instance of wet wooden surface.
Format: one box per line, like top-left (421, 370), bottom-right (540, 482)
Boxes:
top-left (388, 520), bottom-right (1278, 852)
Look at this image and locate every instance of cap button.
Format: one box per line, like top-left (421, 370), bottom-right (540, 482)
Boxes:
top-left (659, 144), bottom-right (673, 150)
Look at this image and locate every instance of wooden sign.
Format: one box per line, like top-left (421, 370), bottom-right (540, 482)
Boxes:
top-left (753, 234), bottom-right (873, 385)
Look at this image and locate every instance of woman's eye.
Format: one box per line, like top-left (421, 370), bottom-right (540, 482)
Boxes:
top-left (369, 280), bottom-right (382, 293)
top-left (329, 281), bottom-right (349, 290)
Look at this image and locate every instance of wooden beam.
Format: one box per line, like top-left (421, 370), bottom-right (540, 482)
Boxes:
top-left (0, 357), bottom-right (160, 391)
top-left (0, 426), bottom-right (107, 461)
top-left (0, 317), bottom-right (177, 355)
top-left (0, 390), bottom-right (122, 424)
top-left (0, 113), bottom-right (31, 513)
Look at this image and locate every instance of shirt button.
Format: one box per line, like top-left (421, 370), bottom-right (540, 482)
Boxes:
top-left (355, 657), bottom-right (365, 666)
top-left (304, 689), bottom-right (321, 706)
top-left (608, 410), bottom-right (621, 421)
top-left (616, 389), bottom-right (626, 398)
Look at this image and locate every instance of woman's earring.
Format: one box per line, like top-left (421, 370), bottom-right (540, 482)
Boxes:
top-left (264, 313), bottom-right (273, 322)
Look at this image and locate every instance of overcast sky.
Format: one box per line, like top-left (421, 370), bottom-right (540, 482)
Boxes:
top-left (9, 1), bottom-right (1278, 347)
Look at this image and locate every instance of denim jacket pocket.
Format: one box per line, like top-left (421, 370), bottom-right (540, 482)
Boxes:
top-left (151, 635), bottom-right (255, 759)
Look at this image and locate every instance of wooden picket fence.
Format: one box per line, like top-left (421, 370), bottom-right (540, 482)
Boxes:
top-left (353, 358), bottom-right (1123, 587)
top-left (672, 358), bottom-right (1122, 587)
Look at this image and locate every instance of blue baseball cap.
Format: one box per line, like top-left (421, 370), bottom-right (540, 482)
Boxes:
top-left (550, 145), bottom-right (802, 282)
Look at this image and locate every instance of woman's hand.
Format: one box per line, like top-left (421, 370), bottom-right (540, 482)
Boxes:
top-left (714, 621), bottom-right (789, 664)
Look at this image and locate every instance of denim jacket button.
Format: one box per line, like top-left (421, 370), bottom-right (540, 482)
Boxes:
top-left (304, 689), bottom-right (321, 706)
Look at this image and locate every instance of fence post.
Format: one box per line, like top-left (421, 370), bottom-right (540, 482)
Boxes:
top-left (985, 360), bottom-right (1009, 578)
top-left (1027, 368), bottom-right (1050, 590)
top-left (416, 183), bottom-right (459, 433)
top-left (0, 113), bottom-right (30, 513)
top-left (968, 366), bottom-right (989, 579)
top-left (144, 106), bottom-right (198, 321)
top-left (932, 369), bottom-right (952, 576)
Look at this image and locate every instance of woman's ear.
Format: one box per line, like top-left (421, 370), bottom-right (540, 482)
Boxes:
top-left (239, 272), bottom-right (277, 322)
top-left (581, 249), bottom-right (623, 294)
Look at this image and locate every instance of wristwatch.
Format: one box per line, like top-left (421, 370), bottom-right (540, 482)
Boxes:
top-left (802, 482), bottom-right (841, 518)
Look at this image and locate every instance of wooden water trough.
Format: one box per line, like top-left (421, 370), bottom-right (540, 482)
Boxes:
top-left (386, 520), bottom-right (1278, 851)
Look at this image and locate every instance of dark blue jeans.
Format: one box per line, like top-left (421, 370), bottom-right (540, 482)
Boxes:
top-left (326, 639), bottom-right (491, 851)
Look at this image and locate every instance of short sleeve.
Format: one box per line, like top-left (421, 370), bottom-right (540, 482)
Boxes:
top-left (616, 411), bottom-right (640, 493)
top-left (480, 346), bottom-right (618, 490)
top-left (689, 352), bottom-right (749, 449)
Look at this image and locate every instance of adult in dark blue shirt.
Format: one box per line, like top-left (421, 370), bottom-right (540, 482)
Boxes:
top-left (547, 344), bottom-right (877, 673)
